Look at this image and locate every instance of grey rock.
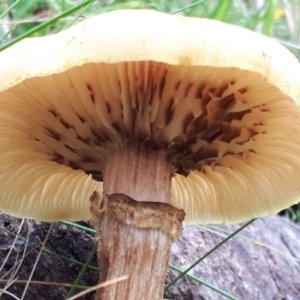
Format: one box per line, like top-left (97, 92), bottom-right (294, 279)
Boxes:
top-left (166, 216), bottom-right (300, 300)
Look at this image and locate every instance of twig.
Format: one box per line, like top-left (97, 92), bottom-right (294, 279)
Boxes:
top-left (66, 275), bottom-right (129, 300)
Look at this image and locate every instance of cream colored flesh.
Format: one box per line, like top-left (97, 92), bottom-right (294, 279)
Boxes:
top-left (1, 60), bottom-right (300, 223)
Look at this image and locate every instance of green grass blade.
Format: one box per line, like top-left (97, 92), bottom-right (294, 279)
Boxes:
top-left (67, 244), bottom-right (97, 297)
top-left (171, 0), bottom-right (207, 15)
top-left (210, 0), bottom-right (231, 21)
top-left (0, 0), bottom-right (22, 20)
top-left (169, 264), bottom-right (238, 300)
top-left (261, 0), bottom-right (277, 36)
top-left (62, 0), bottom-right (95, 29)
top-left (61, 221), bottom-right (96, 235)
top-left (0, 0), bottom-right (94, 52)
top-left (165, 219), bottom-right (256, 290)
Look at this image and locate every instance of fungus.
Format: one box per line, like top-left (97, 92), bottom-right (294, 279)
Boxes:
top-left (1, 9), bottom-right (300, 300)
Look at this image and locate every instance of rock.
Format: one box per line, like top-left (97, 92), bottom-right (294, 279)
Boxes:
top-left (0, 214), bottom-right (299, 300)
top-left (166, 216), bottom-right (300, 300)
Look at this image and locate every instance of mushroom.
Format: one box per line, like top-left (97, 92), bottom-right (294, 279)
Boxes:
top-left (1, 9), bottom-right (300, 300)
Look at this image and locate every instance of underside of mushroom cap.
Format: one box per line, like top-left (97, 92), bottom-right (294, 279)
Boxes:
top-left (1, 10), bottom-right (300, 223)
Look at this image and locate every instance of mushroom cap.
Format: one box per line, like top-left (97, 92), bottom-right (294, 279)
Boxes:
top-left (1, 9), bottom-right (300, 223)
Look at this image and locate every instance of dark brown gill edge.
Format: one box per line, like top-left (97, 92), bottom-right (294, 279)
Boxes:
top-left (90, 146), bottom-right (185, 300)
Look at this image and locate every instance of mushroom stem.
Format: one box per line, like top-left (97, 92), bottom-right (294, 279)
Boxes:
top-left (104, 146), bottom-right (172, 203)
top-left (90, 146), bottom-right (185, 300)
